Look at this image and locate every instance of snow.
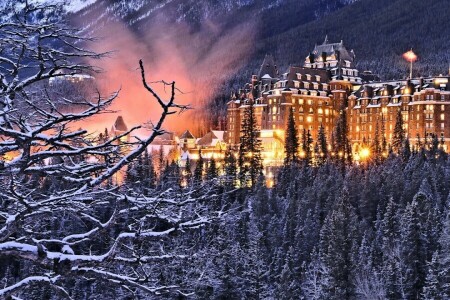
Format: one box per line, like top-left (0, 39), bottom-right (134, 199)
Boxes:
top-left (31, 0), bottom-right (97, 13)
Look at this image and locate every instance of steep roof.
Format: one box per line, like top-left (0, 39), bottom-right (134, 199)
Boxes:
top-left (197, 131), bottom-right (225, 147)
top-left (309, 38), bottom-right (356, 65)
top-left (113, 116), bottom-right (128, 132)
top-left (180, 130), bottom-right (196, 140)
top-left (258, 54), bottom-right (278, 79)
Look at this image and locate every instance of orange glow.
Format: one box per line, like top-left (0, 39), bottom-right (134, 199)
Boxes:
top-left (403, 50), bottom-right (417, 62)
top-left (70, 13), bottom-right (257, 137)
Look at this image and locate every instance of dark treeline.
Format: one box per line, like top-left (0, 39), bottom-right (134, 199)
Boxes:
top-left (175, 146), bottom-right (450, 299)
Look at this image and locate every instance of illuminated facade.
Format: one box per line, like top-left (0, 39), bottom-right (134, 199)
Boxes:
top-left (226, 38), bottom-right (450, 164)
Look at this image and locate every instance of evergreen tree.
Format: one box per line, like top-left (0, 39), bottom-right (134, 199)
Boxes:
top-left (381, 114), bottom-right (387, 155)
top-left (438, 210), bottom-right (450, 297)
top-left (238, 100), bottom-right (263, 188)
top-left (319, 189), bottom-right (359, 299)
top-left (301, 249), bottom-right (332, 300)
top-left (224, 149), bottom-right (237, 189)
top-left (207, 157), bottom-right (218, 181)
top-left (194, 149), bottom-right (204, 185)
top-left (184, 157), bottom-right (193, 187)
top-left (399, 198), bottom-right (426, 299)
top-left (392, 109), bottom-right (405, 154)
top-left (333, 107), bottom-right (352, 167)
top-left (422, 251), bottom-right (441, 299)
top-left (372, 118), bottom-right (382, 162)
top-left (284, 107), bottom-right (299, 165)
top-left (317, 123), bottom-right (328, 165)
top-left (301, 128), bottom-right (313, 165)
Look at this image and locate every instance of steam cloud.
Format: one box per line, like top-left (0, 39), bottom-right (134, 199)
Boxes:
top-left (75, 8), bottom-right (257, 137)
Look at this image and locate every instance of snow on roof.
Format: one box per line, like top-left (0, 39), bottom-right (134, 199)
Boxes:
top-left (212, 131), bottom-right (225, 141)
top-left (261, 74), bottom-right (272, 79)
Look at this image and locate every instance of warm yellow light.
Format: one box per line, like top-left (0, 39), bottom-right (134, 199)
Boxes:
top-left (359, 148), bottom-right (370, 160)
top-left (307, 116), bottom-right (313, 123)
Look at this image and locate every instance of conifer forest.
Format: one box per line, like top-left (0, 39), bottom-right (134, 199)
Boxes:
top-left (1, 1), bottom-right (450, 299)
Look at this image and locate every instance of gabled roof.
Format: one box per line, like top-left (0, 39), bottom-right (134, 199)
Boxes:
top-left (258, 54), bottom-right (278, 79)
top-left (113, 116), bottom-right (128, 132)
top-left (180, 130), bottom-right (195, 140)
top-left (197, 130), bottom-right (225, 147)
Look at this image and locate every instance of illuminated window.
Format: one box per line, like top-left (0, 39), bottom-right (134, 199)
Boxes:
top-left (308, 100), bottom-right (313, 105)
top-left (442, 105), bottom-right (445, 111)
top-left (306, 116), bottom-right (313, 123)
top-left (299, 99), bottom-right (304, 105)
top-left (441, 123), bottom-right (445, 129)
top-left (318, 108), bottom-right (323, 114)
top-left (441, 114), bottom-right (445, 121)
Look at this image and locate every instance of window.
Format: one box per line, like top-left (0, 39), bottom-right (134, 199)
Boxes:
top-left (441, 114), bottom-right (445, 121)
top-left (308, 100), bottom-right (313, 105)
top-left (318, 108), bottom-right (323, 115)
top-left (442, 105), bottom-right (445, 111)
top-left (299, 99), bottom-right (304, 105)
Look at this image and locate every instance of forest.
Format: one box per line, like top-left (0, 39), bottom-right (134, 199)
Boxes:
top-left (1, 1), bottom-right (449, 299)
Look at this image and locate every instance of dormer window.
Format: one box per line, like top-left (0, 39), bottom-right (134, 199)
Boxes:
top-left (306, 74), bottom-right (311, 81)
top-left (315, 75), bottom-right (321, 82)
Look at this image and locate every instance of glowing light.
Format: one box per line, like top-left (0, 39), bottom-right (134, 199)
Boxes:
top-left (359, 148), bottom-right (370, 160)
top-left (403, 50), bottom-right (417, 62)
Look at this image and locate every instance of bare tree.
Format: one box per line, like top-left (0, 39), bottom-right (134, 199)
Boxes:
top-left (0, 1), bottom-right (220, 298)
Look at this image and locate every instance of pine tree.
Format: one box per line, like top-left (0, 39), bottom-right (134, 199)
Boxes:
top-left (372, 118), bottom-right (382, 162)
top-left (333, 106), bottom-right (352, 167)
top-left (381, 114), bottom-right (387, 155)
top-left (284, 107), bottom-right (299, 165)
top-left (194, 149), bottom-right (204, 185)
top-left (399, 199), bottom-right (426, 299)
top-left (319, 189), bottom-right (359, 299)
top-left (317, 123), bottom-right (328, 165)
top-left (207, 157), bottom-right (218, 181)
top-left (392, 109), bottom-right (405, 154)
top-left (184, 157), bottom-right (193, 187)
top-left (224, 149), bottom-right (237, 189)
top-left (438, 210), bottom-right (450, 297)
top-left (301, 249), bottom-right (332, 300)
top-left (301, 128), bottom-right (313, 165)
top-left (238, 100), bottom-right (263, 188)
top-left (422, 251), bottom-right (441, 299)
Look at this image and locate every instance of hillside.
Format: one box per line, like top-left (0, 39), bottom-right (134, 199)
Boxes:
top-left (71, 0), bottom-right (450, 130)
